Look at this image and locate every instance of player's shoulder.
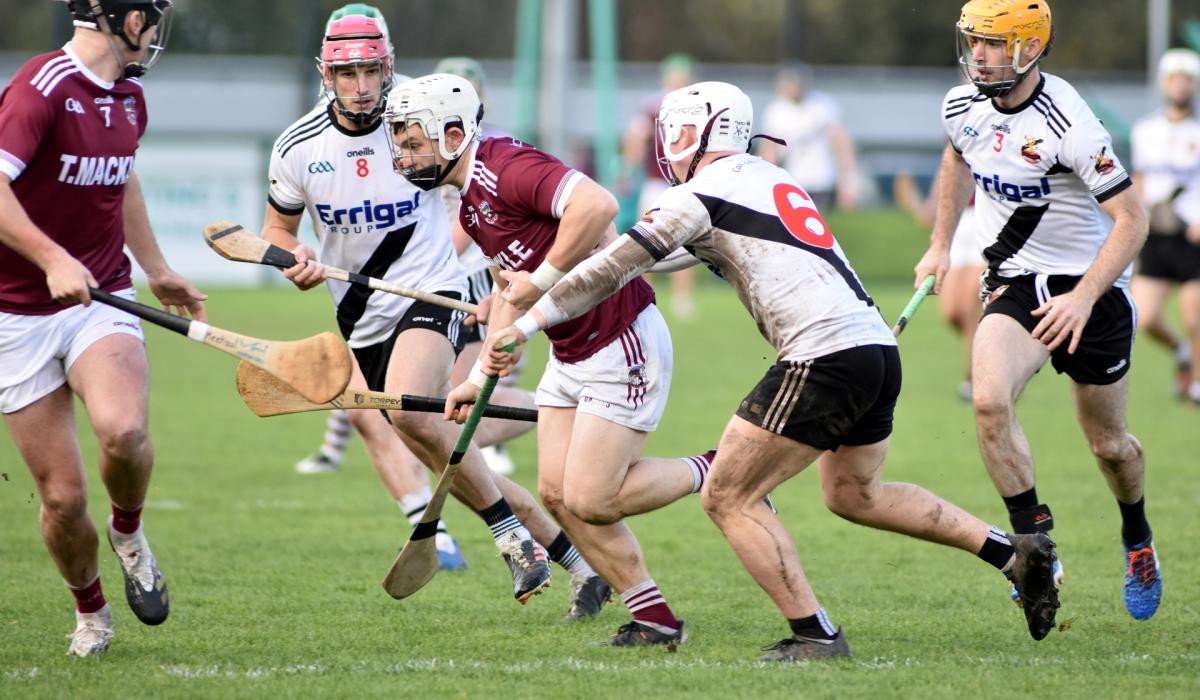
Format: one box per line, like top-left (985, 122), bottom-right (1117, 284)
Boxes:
top-left (1036, 72), bottom-right (1094, 122)
top-left (5, 49), bottom-right (71, 99)
top-left (942, 83), bottom-right (986, 122)
top-left (476, 136), bottom-right (566, 177)
top-left (272, 102), bottom-right (334, 159)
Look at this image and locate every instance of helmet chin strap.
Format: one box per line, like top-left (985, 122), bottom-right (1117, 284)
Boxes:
top-left (94, 13), bottom-right (148, 79)
top-left (681, 108), bottom-right (729, 185)
top-left (405, 155), bottom-right (463, 192)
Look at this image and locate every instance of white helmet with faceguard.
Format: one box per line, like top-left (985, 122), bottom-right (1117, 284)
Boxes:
top-left (656, 81), bottom-right (754, 186)
top-left (382, 73), bottom-right (484, 191)
top-left (317, 12), bottom-right (394, 126)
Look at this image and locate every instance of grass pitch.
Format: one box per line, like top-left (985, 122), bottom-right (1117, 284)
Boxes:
top-left (2, 211), bottom-right (1197, 698)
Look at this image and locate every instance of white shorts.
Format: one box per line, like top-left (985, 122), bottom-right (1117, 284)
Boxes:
top-left (535, 305), bottom-right (673, 433)
top-left (0, 288), bottom-right (143, 414)
top-left (950, 206), bottom-right (988, 270)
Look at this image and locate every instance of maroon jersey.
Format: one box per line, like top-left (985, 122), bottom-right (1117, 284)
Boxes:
top-left (0, 46), bottom-right (146, 315)
top-left (459, 137), bottom-right (654, 363)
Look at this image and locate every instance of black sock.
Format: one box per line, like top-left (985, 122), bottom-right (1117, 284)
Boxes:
top-left (977, 526), bottom-right (1017, 571)
top-left (477, 498), bottom-right (520, 539)
top-left (1005, 489), bottom-right (1054, 534)
top-left (1117, 497), bottom-right (1152, 548)
top-left (1003, 488), bottom-right (1038, 517)
top-left (788, 609), bottom-right (838, 641)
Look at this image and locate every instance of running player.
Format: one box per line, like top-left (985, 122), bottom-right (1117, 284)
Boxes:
top-left (0, 0), bottom-right (204, 656)
top-left (264, 13), bottom-right (603, 611)
top-left (1131, 48), bottom-right (1200, 403)
top-left (914, 0), bottom-right (1161, 620)
top-left (387, 74), bottom-right (718, 646)
top-left (474, 79), bottom-right (1060, 659)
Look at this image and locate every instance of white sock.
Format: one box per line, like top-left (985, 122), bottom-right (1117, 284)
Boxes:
top-left (398, 487), bottom-right (448, 536)
top-left (1176, 341), bottom-right (1192, 366)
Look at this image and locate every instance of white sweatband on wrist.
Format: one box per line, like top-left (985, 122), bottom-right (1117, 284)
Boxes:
top-left (513, 313), bottom-right (542, 341)
top-left (467, 359), bottom-right (490, 389)
top-left (529, 261), bottom-right (566, 291)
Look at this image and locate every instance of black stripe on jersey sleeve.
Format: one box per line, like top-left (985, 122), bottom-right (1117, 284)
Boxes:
top-left (1093, 175), bottom-right (1132, 204)
top-left (335, 222), bottom-right (417, 341)
top-left (267, 192), bottom-right (305, 216)
top-left (694, 193), bottom-right (874, 308)
top-left (626, 224), bottom-right (671, 261)
top-left (982, 203), bottom-right (1050, 271)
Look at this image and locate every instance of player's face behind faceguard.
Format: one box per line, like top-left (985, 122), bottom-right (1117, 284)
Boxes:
top-left (317, 14), bottom-right (393, 127)
top-left (65, 0), bottom-right (174, 79)
top-left (383, 74), bottom-right (483, 191)
top-left (956, 0), bottom-right (1053, 98)
top-left (1158, 49), bottom-right (1200, 111)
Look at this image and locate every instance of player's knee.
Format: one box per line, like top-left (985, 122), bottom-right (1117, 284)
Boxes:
top-left (972, 387), bottom-right (1013, 426)
top-left (345, 408), bottom-right (384, 436)
top-left (97, 423), bottom-right (150, 462)
top-left (389, 409), bottom-right (437, 443)
top-left (39, 484), bottom-right (88, 522)
top-left (823, 479), bottom-right (875, 520)
top-left (1090, 431), bottom-right (1140, 465)
top-left (537, 479), bottom-right (566, 514)
top-left (700, 481), bottom-right (738, 523)
top-left (563, 488), bottom-right (622, 525)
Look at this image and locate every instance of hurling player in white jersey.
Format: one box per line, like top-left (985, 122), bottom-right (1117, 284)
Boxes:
top-left (476, 81), bottom-right (1061, 658)
top-left (1131, 49), bottom-right (1200, 403)
top-left (914, 0), bottom-right (1162, 622)
top-left (261, 9), bottom-right (601, 609)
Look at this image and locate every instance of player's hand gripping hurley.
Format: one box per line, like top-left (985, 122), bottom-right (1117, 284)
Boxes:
top-left (203, 221), bottom-right (480, 316)
top-left (89, 289), bottom-right (350, 403)
top-left (381, 340), bottom-right (517, 599)
top-left (234, 361), bottom-right (538, 422)
top-left (892, 275), bottom-right (936, 337)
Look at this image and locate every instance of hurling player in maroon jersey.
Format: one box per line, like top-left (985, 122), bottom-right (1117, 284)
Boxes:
top-left (0, 0), bottom-right (202, 657)
top-left (386, 74), bottom-right (717, 647)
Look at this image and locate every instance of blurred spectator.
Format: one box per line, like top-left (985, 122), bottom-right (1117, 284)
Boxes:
top-left (758, 63), bottom-right (859, 212)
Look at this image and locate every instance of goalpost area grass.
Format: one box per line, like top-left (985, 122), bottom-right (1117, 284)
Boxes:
top-left (1, 210), bottom-right (1196, 698)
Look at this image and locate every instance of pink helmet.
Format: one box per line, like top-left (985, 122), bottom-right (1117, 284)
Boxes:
top-left (317, 14), bottom-right (394, 125)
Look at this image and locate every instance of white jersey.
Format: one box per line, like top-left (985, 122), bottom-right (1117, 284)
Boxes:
top-left (1131, 110), bottom-right (1200, 226)
top-left (761, 91), bottom-right (841, 192)
top-left (943, 73), bottom-right (1134, 286)
top-left (268, 103), bottom-right (465, 348)
top-left (627, 154), bottom-right (894, 362)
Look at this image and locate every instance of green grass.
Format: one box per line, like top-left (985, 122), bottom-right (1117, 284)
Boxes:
top-left (2, 211), bottom-right (1198, 698)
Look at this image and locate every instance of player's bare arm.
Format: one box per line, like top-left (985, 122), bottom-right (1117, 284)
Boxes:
top-left (0, 173), bottom-right (98, 305)
top-left (1031, 187), bottom-right (1149, 353)
top-left (260, 202), bottom-right (326, 290)
top-left (122, 172), bottom-right (207, 320)
top-left (914, 144), bottom-right (974, 294)
top-left (500, 178), bottom-right (620, 311)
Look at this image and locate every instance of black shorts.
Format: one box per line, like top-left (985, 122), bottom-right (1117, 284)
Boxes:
top-left (981, 273), bottom-right (1135, 385)
top-left (736, 345), bottom-right (901, 451)
top-left (459, 267), bottom-right (494, 345)
top-left (1137, 232), bottom-right (1200, 282)
top-left (351, 292), bottom-right (468, 392)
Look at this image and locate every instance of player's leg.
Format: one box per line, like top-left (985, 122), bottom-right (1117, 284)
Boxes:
top-left (294, 410), bottom-right (352, 474)
top-left (68, 322), bottom-right (169, 628)
top-left (941, 263), bottom-right (984, 399)
top-left (451, 338), bottom-right (535, 453)
top-left (1071, 375), bottom-right (1160, 620)
top-left (5, 386), bottom-right (113, 656)
top-left (1130, 274), bottom-right (1189, 396)
top-left (384, 326), bottom-right (550, 601)
top-left (1181, 279), bottom-right (1200, 402)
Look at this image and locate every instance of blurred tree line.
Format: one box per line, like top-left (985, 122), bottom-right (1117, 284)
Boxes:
top-left (2, 0), bottom-right (1199, 71)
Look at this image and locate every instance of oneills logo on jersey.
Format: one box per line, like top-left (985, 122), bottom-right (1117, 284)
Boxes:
top-left (56, 154), bottom-right (135, 186)
top-left (972, 172), bottom-right (1052, 203)
top-left (315, 191), bottom-right (422, 234)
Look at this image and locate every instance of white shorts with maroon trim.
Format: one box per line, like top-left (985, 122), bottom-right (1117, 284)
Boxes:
top-left (0, 288), bottom-right (143, 414)
top-left (535, 304), bottom-right (673, 432)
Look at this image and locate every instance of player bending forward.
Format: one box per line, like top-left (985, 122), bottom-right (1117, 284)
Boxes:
top-left (387, 74), bottom-right (718, 646)
top-left (478, 81), bottom-right (1061, 660)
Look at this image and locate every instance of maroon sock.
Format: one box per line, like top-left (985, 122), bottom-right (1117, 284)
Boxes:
top-left (111, 503), bottom-right (142, 534)
top-left (70, 577), bottom-right (106, 614)
top-left (621, 581), bottom-right (679, 630)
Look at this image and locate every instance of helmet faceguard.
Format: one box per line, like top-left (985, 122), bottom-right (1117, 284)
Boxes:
top-left (655, 81), bottom-right (753, 186)
top-left (317, 14), bottom-right (394, 127)
top-left (956, 0), bottom-right (1053, 98)
top-left (383, 74), bottom-right (484, 191)
top-left (65, 0), bottom-right (174, 79)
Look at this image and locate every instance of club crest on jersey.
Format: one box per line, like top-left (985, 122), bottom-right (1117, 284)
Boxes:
top-left (122, 96), bottom-right (138, 126)
top-left (640, 208), bottom-right (658, 224)
top-left (1092, 147), bottom-right (1115, 175)
top-left (628, 364), bottom-right (647, 388)
top-left (1021, 137), bottom-right (1044, 164)
top-left (478, 200), bottom-right (499, 225)
top-left (972, 172), bottom-right (1052, 203)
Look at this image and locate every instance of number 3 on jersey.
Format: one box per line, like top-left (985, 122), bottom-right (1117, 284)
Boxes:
top-left (994, 132), bottom-right (1005, 152)
top-left (356, 158), bottom-right (370, 177)
top-left (774, 183), bottom-right (835, 249)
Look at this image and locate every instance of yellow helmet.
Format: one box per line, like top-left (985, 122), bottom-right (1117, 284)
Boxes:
top-left (957, 0), bottom-right (1053, 97)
